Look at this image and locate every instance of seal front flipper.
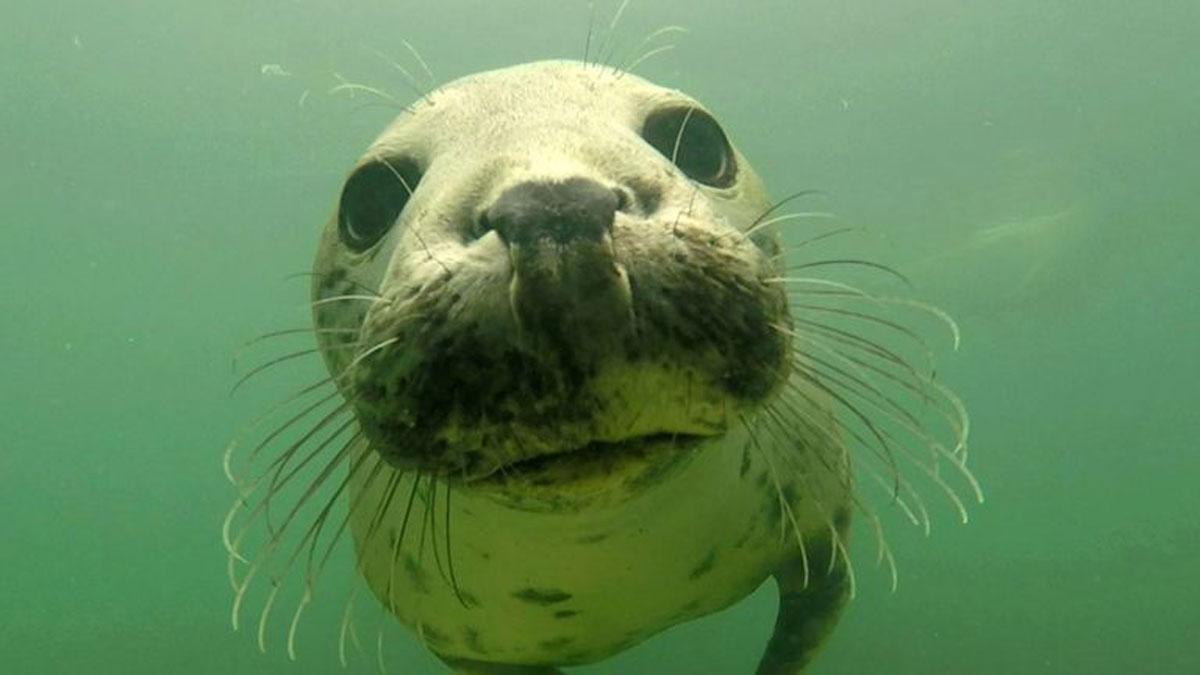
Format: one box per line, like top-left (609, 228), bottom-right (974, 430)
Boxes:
top-left (437, 654), bottom-right (564, 675)
top-left (756, 541), bottom-right (851, 675)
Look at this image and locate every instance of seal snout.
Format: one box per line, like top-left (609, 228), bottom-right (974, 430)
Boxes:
top-left (483, 177), bottom-right (634, 348)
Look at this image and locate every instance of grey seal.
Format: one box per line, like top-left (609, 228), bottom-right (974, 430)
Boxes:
top-left (225, 59), bottom-right (979, 675)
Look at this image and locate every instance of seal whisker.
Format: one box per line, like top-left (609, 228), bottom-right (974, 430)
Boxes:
top-left (795, 334), bottom-right (978, 502)
top-left (443, 477), bottom-right (469, 608)
top-left (400, 39), bottom-right (437, 90)
top-left (789, 353), bottom-right (977, 525)
top-left (741, 414), bottom-right (810, 589)
top-left (619, 44), bottom-right (677, 77)
top-left (242, 327), bottom-right (360, 345)
top-left (346, 336), bottom-right (401, 374)
top-left (284, 436), bottom-right (376, 660)
top-left (796, 355), bottom-right (963, 506)
top-left (423, 475), bottom-right (449, 585)
top-left (796, 344), bottom-right (950, 447)
top-left (231, 425), bottom-right (356, 631)
top-left (741, 189), bottom-right (826, 237)
top-left (582, 1), bottom-right (597, 67)
top-left (311, 294), bottom-right (389, 308)
top-left (753, 411), bottom-right (856, 583)
top-left (790, 302), bottom-right (935, 361)
top-left (385, 473), bottom-right (423, 624)
top-left (789, 331), bottom-right (965, 448)
top-left (256, 581), bottom-right (282, 652)
top-left (285, 271), bottom-right (383, 298)
top-left (598, 0), bottom-right (635, 70)
top-left (616, 25), bottom-right (689, 74)
top-left (777, 224), bottom-right (864, 251)
top-left (791, 366), bottom-right (902, 497)
top-left (374, 155), bottom-right (453, 275)
top-left (788, 259), bottom-right (912, 288)
top-left (232, 330), bottom-right (359, 374)
top-left (309, 451), bottom-right (387, 589)
top-left (755, 402), bottom-right (894, 595)
top-left (363, 468), bottom-right (406, 556)
top-left (229, 413), bottom-right (355, 562)
top-left (230, 348), bottom-right (324, 395)
top-left (375, 616), bottom-right (389, 674)
top-left (240, 389), bottom-right (344, 473)
top-left (744, 211), bottom-right (838, 238)
top-left (327, 75), bottom-right (411, 113)
top-left (225, 375), bottom-right (343, 485)
top-left (861, 296), bottom-right (962, 351)
top-left (762, 390), bottom-right (851, 492)
top-left (362, 48), bottom-right (429, 103)
top-left (772, 382), bottom-right (930, 533)
top-left (785, 292), bottom-right (959, 370)
top-left (338, 586), bottom-right (361, 667)
top-left (416, 476), bottom-right (443, 587)
top-left (256, 431), bottom-right (368, 657)
top-left (262, 416), bottom-right (358, 537)
top-left (775, 317), bottom-right (932, 386)
top-left (233, 428), bottom-right (360, 635)
top-left (670, 107), bottom-right (696, 168)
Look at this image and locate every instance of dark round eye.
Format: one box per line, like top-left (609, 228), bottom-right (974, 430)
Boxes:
top-left (337, 157), bottom-right (422, 252)
top-left (641, 106), bottom-right (737, 188)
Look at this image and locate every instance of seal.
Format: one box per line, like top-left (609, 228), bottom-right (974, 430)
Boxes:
top-left (225, 60), bottom-right (979, 674)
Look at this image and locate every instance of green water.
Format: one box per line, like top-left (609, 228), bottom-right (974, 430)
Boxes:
top-left (3, 1), bottom-right (1197, 673)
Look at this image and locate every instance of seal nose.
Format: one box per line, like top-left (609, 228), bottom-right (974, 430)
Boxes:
top-left (483, 177), bottom-right (633, 353)
top-left (486, 177), bottom-right (619, 247)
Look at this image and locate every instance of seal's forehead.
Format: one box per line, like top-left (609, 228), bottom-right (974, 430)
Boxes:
top-left (368, 60), bottom-right (697, 155)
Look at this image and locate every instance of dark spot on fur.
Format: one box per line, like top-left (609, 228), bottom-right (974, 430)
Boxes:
top-left (539, 636), bottom-right (574, 651)
top-left (462, 626), bottom-right (485, 654)
top-left (764, 490), bottom-right (783, 525)
top-left (512, 587), bottom-right (573, 605)
top-left (562, 650), bottom-right (600, 665)
top-left (688, 547), bottom-right (719, 580)
top-left (458, 590), bottom-right (481, 609)
top-left (575, 532), bottom-right (609, 544)
top-left (554, 609), bottom-right (580, 619)
top-left (403, 554), bottom-right (431, 594)
top-left (833, 505), bottom-right (851, 532)
top-left (419, 623), bottom-right (450, 647)
top-left (733, 525), bottom-right (755, 549)
top-left (669, 598), bottom-right (704, 624)
top-left (739, 444), bottom-right (752, 477)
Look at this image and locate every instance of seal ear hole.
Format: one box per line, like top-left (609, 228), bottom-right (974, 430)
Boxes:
top-left (338, 157), bottom-right (423, 252)
top-left (642, 106), bottom-right (737, 189)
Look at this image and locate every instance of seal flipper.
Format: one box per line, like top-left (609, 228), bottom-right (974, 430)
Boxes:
top-left (436, 654), bottom-right (564, 675)
top-left (756, 541), bottom-right (851, 675)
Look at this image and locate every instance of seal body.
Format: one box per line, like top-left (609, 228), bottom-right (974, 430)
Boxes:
top-left (311, 61), bottom-right (855, 673)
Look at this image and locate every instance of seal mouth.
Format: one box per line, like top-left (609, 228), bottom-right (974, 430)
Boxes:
top-left (468, 431), bottom-right (713, 489)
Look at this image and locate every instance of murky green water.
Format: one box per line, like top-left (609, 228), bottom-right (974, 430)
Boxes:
top-left (3, 1), bottom-right (1197, 673)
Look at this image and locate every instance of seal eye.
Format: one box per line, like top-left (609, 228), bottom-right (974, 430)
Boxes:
top-left (642, 106), bottom-right (737, 189)
top-left (337, 157), bottom-right (422, 252)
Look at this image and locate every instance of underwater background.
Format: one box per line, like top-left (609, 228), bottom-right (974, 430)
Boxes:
top-left (3, 0), bottom-right (1197, 673)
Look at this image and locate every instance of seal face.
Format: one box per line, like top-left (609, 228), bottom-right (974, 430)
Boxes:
top-left (313, 61), bottom-right (792, 505)
top-left (227, 59), bottom-right (979, 675)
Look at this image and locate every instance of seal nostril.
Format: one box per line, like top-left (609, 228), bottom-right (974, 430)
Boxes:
top-left (614, 187), bottom-right (633, 214)
top-left (474, 211), bottom-right (495, 242)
